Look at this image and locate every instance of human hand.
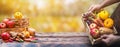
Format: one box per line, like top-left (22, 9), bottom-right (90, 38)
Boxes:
top-left (82, 11), bottom-right (96, 21)
top-left (88, 4), bottom-right (102, 13)
top-left (101, 34), bottom-right (120, 45)
top-left (82, 4), bottom-right (101, 20)
top-left (82, 12), bottom-right (93, 21)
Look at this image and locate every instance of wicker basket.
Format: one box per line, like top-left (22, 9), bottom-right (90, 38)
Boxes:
top-left (10, 18), bottom-right (29, 28)
top-left (81, 15), bottom-right (118, 45)
top-left (0, 18), bottom-right (29, 38)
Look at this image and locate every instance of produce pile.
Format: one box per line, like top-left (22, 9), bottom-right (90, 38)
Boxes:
top-left (83, 10), bottom-right (116, 39)
top-left (0, 12), bottom-right (37, 42)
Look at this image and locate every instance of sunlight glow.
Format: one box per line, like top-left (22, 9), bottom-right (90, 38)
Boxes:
top-left (64, 0), bottom-right (76, 5)
top-left (28, 0), bottom-right (76, 9)
top-left (29, 0), bottom-right (47, 9)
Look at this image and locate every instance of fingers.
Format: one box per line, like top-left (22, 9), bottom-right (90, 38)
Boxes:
top-left (88, 5), bottom-right (97, 13)
top-left (88, 5), bottom-right (95, 12)
top-left (102, 37), bottom-right (112, 45)
top-left (90, 7), bottom-right (95, 13)
top-left (83, 11), bottom-right (93, 18)
top-left (88, 5), bottom-right (102, 13)
top-left (101, 34), bottom-right (109, 39)
top-left (102, 39), bottom-right (109, 44)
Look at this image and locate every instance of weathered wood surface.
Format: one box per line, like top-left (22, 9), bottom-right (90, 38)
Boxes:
top-left (0, 33), bottom-right (91, 47)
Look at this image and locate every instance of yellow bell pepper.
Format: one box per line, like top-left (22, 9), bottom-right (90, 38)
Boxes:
top-left (97, 10), bottom-right (109, 20)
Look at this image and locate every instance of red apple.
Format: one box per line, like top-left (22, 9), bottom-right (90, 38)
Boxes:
top-left (6, 21), bottom-right (15, 28)
top-left (90, 28), bottom-right (100, 39)
top-left (0, 23), bottom-right (6, 28)
top-left (2, 18), bottom-right (10, 24)
top-left (90, 23), bottom-right (97, 29)
top-left (1, 32), bottom-right (10, 40)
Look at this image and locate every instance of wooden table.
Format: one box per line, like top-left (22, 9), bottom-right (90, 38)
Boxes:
top-left (0, 32), bottom-right (92, 47)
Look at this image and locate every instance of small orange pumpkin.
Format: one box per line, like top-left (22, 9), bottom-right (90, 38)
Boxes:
top-left (22, 31), bottom-right (30, 38)
top-left (104, 18), bottom-right (114, 28)
top-left (14, 12), bottom-right (23, 19)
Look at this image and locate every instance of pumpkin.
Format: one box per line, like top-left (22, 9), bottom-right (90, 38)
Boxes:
top-left (104, 18), bottom-right (114, 28)
top-left (97, 10), bottom-right (109, 20)
top-left (22, 31), bottom-right (30, 38)
top-left (14, 12), bottom-right (23, 19)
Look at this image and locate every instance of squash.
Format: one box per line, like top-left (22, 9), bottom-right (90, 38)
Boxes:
top-left (104, 18), bottom-right (114, 28)
top-left (99, 27), bottom-right (113, 35)
top-left (14, 12), bottom-right (23, 19)
top-left (22, 31), bottom-right (30, 38)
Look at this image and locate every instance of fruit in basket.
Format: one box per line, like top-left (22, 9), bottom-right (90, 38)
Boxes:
top-left (10, 32), bottom-right (18, 37)
top-left (28, 28), bottom-right (35, 36)
top-left (1, 32), bottom-right (10, 40)
top-left (6, 21), bottom-right (15, 28)
top-left (83, 13), bottom-right (90, 18)
top-left (90, 23), bottom-right (97, 29)
top-left (2, 18), bottom-right (10, 24)
top-left (97, 10), bottom-right (109, 20)
top-left (104, 18), bottom-right (114, 28)
top-left (99, 27), bottom-right (113, 35)
top-left (17, 33), bottom-right (25, 39)
top-left (0, 23), bottom-right (6, 28)
top-left (90, 28), bottom-right (100, 39)
top-left (86, 20), bottom-right (92, 25)
top-left (16, 38), bottom-right (24, 42)
top-left (22, 31), bottom-right (30, 38)
top-left (83, 18), bottom-right (88, 21)
top-left (85, 18), bottom-right (93, 25)
top-left (92, 18), bottom-right (104, 27)
top-left (15, 36), bottom-right (24, 42)
top-left (14, 12), bottom-right (23, 19)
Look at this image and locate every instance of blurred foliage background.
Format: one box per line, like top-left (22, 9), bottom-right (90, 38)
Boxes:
top-left (0, 0), bottom-right (118, 33)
